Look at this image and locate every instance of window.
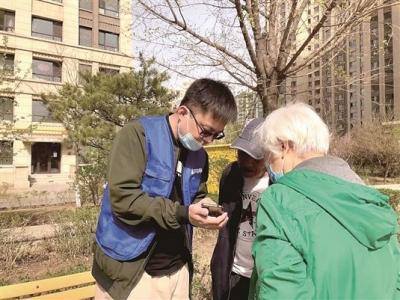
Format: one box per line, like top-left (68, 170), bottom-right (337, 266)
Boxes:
top-left (99, 67), bottom-right (119, 75)
top-left (79, 63), bottom-right (92, 84)
top-left (99, 31), bottom-right (119, 51)
top-left (99, 0), bottom-right (119, 17)
top-left (79, 26), bottom-right (92, 47)
top-left (32, 100), bottom-right (56, 122)
top-left (0, 10), bottom-right (15, 32)
top-left (31, 142), bottom-right (61, 174)
top-left (32, 58), bottom-right (62, 82)
top-left (0, 141), bottom-right (13, 165)
top-left (32, 17), bottom-right (62, 41)
top-left (0, 97), bottom-right (13, 121)
top-left (0, 53), bottom-right (14, 75)
top-left (79, 0), bottom-right (92, 11)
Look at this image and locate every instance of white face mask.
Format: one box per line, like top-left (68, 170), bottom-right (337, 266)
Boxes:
top-left (178, 115), bottom-right (202, 151)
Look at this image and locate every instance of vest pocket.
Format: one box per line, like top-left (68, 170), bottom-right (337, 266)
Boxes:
top-left (142, 168), bottom-right (172, 197)
top-left (144, 168), bottom-right (170, 181)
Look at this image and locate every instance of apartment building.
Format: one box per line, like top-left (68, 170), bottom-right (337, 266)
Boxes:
top-left (284, 2), bottom-right (400, 134)
top-left (236, 92), bottom-right (263, 126)
top-left (0, 0), bottom-right (133, 189)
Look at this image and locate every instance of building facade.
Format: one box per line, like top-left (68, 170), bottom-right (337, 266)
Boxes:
top-left (284, 2), bottom-right (400, 134)
top-left (236, 92), bottom-right (263, 126)
top-left (0, 0), bottom-right (133, 189)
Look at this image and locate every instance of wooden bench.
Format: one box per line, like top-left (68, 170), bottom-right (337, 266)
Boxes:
top-left (0, 271), bottom-right (95, 300)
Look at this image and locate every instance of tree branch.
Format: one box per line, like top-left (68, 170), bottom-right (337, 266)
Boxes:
top-left (234, 0), bottom-right (259, 72)
top-left (137, 0), bottom-right (255, 73)
top-left (281, 0), bottom-right (337, 74)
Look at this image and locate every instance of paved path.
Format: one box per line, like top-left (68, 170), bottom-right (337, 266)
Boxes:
top-left (370, 184), bottom-right (400, 191)
top-left (1, 223), bottom-right (62, 243)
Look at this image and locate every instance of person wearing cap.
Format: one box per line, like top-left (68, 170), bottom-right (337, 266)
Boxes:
top-left (210, 118), bottom-right (269, 300)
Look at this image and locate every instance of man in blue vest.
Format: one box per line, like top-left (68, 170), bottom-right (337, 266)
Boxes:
top-left (93, 78), bottom-right (238, 300)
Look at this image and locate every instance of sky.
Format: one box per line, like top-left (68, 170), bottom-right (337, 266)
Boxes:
top-left (130, 1), bottom-right (251, 96)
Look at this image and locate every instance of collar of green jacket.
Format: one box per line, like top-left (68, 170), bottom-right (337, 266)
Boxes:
top-left (276, 169), bottom-right (398, 250)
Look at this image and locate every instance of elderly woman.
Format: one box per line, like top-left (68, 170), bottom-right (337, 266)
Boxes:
top-left (250, 102), bottom-right (400, 299)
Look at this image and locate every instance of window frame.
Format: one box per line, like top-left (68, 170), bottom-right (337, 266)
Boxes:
top-left (0, 140), bottom-right (13, 165)
top-left (98, 30), bottom-right (119, 52)
top-left (32, 16), bottom-right (63, 42)
top-left (99, 66), bottom-right (119, 75)
top-left (79, 26), bottom-right (92, 47)
top-left (32, 58), bottom-right (62, 82)
top-left (0, 10), bottom-right (15, 32)
top-left (78, 63), bottom-right (92, 84)
top-left (99, 0), bottom-right (119, 17)
top-left (79, 0), bottom-right (92, 11)
top-left (0, 53), bottom-right (14, 75)
top-left (0, 97), bottom-right (13, 122)
top-left (32, 100), bottom-right (57, 123)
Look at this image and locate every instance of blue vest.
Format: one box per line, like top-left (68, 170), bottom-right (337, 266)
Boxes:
top-left (95, 116), bottom-right (206, 261)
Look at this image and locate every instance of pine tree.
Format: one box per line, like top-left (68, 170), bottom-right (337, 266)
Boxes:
top-left (43, 56), bottom-right (177, 204)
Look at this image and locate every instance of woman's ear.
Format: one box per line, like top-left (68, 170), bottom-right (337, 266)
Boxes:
top-left (281, 141), bottom-right (293, 155)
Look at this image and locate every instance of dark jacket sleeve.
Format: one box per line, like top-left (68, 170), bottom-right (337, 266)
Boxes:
top-left (211, 161), bottom-right (243, 300)
top-left (107, 121), bottom-right (188, 230)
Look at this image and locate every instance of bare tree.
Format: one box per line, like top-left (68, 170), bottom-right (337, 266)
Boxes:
top-left (0, 37), bottom-right (28, 159)
top-left (135, 0), bottom-right (399, 114)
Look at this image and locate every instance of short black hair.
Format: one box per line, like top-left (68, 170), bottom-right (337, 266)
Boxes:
top-left (180, 78), bottom-right (237, 124)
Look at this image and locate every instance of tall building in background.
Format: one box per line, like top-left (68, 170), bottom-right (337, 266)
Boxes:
top-left (0, 0), bottom-right (133, 189)
top-left (284, 2), bottom-right (400, 134)
top-left (236, 92), bottom-right (263, 125)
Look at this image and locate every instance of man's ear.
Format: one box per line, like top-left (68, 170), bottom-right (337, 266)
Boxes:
top-left (176, 105), bottom-right (188, 117)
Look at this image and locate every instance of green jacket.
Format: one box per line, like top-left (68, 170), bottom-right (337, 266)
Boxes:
top-left (92, 120), bottom-right (208, 300)
top-left (250, 169), bottom-right (400, 300)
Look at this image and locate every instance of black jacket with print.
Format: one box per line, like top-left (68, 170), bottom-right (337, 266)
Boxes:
top-left (210, 161), bottom-right (244, 300)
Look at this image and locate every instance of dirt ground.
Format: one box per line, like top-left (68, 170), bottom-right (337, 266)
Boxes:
top-left (0, 239), bottom-right (92, 286)
top-left (0, 226), bottom-right (218, 298)
top-left (190, 228), bottom-right (220, 299)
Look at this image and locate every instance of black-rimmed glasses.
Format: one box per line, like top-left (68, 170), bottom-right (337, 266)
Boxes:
top-left (187, 107), bottom-right (225, 140)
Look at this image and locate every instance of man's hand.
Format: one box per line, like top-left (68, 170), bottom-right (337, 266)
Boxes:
top-left (188, 198), bottom-right (228, 229)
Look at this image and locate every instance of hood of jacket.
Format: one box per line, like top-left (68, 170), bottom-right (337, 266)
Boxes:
top-left (277, 169), bottom-right (398, 250)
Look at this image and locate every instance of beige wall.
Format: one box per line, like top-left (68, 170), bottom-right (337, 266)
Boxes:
top-left (0, 0), bottom-right (133, 189)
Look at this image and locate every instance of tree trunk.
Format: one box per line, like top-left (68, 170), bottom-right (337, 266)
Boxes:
top-left (257, 71), bottom-right (280, 116)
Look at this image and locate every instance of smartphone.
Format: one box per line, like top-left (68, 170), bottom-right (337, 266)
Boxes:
top-left (201, 203), bottom-right (224, 217)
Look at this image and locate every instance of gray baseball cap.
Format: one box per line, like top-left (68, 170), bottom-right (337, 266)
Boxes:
top-left (231, 117), bottom-right (265, 160)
